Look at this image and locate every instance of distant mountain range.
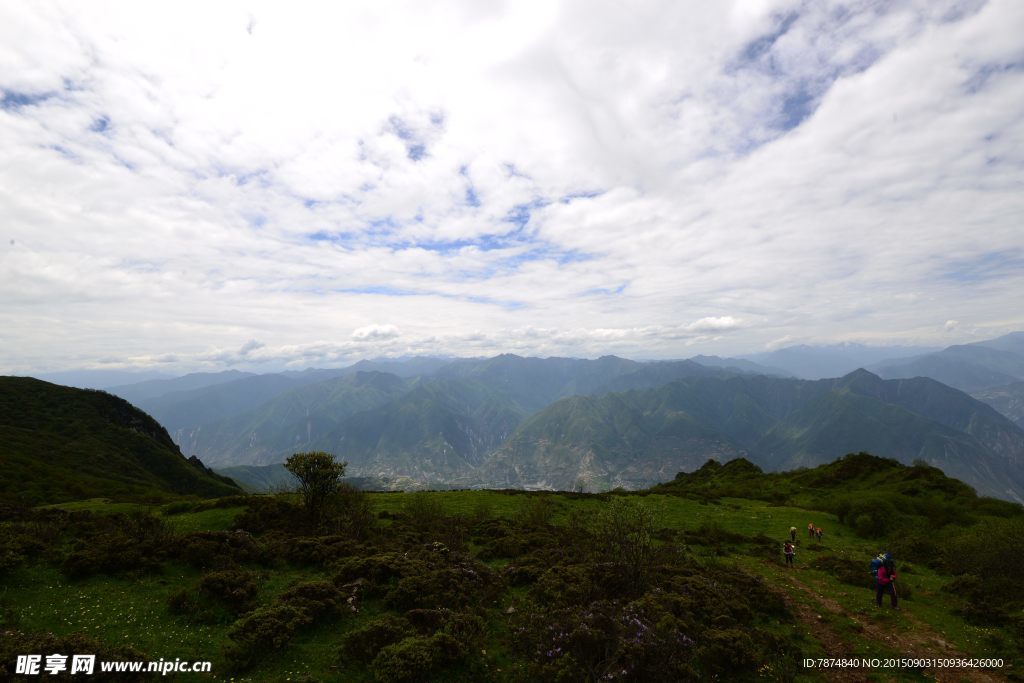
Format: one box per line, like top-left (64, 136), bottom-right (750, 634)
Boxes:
top-left (186, 356), bottom-right (737, 472)
top-left (20, 332), bottom-right (1024, 503)
top-left (483, 370), bottom-right (1024, 502)
top-left (871, 332), bottom-right (1024, 392)
top-left (740, 343), bottom-right (940, 380)
top-left (0, 377), bottom-right (241, 504)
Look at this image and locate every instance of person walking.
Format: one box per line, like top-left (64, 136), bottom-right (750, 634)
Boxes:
top-left (815, 527), bottom-right (823, 543)
top-left (783, 541), bottom-right (795, 567)
top-left (789, 526), bottom-right (797, 542)
top-left (807, 522), bottom-right (815, 538)
top-left (875, 557), bottom-right (898, 609)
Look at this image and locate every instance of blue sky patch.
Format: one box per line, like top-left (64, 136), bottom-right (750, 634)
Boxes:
top-left (504, 198), bottom-right (549, 229)
top-left (738, 12), bottom-right (799, 65)
top-left (407, 143), bottom-right (426, 161)
top-left (560, 190), bottom-right (604, 204)
top-left (1, 89), bottom-right (56, 110)
top-left (779, 84), bottom-right (817, 130)
top-left (581, 283), bottom-right (628, 296)
top-left (963, 62), bottom-right (1024, 95)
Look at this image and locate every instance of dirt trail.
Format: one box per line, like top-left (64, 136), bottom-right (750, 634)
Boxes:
top-left (767, 562), bottom-right (1006, 683)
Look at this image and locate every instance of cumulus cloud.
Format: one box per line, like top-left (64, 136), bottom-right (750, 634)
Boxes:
top-left (0, 0), bottom-right (1021, 373)
top-left (685, 317), bottom-right (743, 333)
top-left (352, 324), bottom-right (401, 341)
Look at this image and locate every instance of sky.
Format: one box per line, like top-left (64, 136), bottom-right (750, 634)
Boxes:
top-left (1, 0), bottom-right (1022, 373)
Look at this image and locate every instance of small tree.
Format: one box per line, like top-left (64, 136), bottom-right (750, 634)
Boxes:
top-left (591, 497), bottom-right (656, 594)
top-left (284, 451), bottom-right (346, 519)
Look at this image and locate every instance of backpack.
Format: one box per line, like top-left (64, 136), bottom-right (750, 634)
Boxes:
top-left (869, 552), bottom-right (891, 577)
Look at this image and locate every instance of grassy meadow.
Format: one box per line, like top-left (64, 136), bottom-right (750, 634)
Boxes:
top-left (2, 455), bottom-right (1022, 681)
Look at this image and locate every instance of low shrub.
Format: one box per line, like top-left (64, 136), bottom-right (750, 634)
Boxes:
top-left (277, 535), bottom-right (361, 566)
top-left (385, 561), bottom-right (496, 611)
top-left (169, 569), bottom-right (261, 623)
top-left (225, 580), bottom-right (347, 670)
top-left (174, 530), bottom-right (263, 569)
top-left (370, 633), bottom-right (464, 683)
top-left (0, 629), bottom-right (147, 681)
top-left (60, 514), bottom-right (173, 579)
top-left (339, 615), bottom-right (415, 664)
top-left (405, 608), bottom-right (484, 641)
top-left (225, 604), bottom-right (313, 670)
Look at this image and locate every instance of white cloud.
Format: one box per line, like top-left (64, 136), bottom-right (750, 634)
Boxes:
top-left (352, 324), bottom-right (401, 341)
top-left (0, 0), bottom-right (1021, 373)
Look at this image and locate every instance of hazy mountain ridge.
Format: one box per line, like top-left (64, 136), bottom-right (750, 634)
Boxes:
top-left (66, 335), bottom-right (1024, 501)
top-left (872, 332), bottom-right (1024, 391)
top-left (972, 381), bottom-right (1024, 430)
top-left (187, 356), bottom-right (739, 472)
top-left (480, 370), bottom-right (1024, 502)
top-left (106, 370), bottom-right (256, 406)
top-left (740, 342), bottom-right (939, 379)
top-left (180, 371), bottom-right (411, 466)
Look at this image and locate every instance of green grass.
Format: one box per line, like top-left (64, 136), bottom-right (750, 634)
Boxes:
top-left (6, 483), bottom-right (1022, 682)
top-left (36, 498), bottom-right (152, 515)
top-left (163, 506), bottom-right (247, 533)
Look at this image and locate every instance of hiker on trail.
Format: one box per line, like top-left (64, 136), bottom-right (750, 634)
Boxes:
top-left (807, 522), bottom-right (815, 538)
top-left (875, 556), bottom-right (898, 609)
top-left (783, 541), bottom-right (795, 567)
top-left (870, 551), bottom-right (889, 582)
top-left (815, 527), bottom-right (823, 543)
top-left (789, 526), bottom-right (797, 541)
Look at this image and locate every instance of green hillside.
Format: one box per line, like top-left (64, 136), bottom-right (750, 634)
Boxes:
top-left (0, 377), bottom-right (241, 504)
top-left (1, 453), bottom-right (1021, 681)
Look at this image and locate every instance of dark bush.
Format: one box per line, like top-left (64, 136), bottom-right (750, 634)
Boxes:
top-left (370, 633), bottom-right (465, 683)
top-left (175, 530), bottom-right (263, 569)
top-left (278, 580), bottom-right (346, 617)
top-left (333, 552), bottom-right (423, 591)
top-left (225, 604), bottom-right (313, 669)
top-left (385, 560), bottom-right (496, 611)
top-left (161, 501), bottom-right (196, 516)
top-left (277, 535), bottom-right (361, 566)
top-left (695, 628), bottom-right (759, 678)
top-left (503, 561), bottom-right (545, 587)
top-left (405, 608), bottom-right (484, 641)
top-left (340, 615), bottom-right (416, 664)
top-left (0, 629), bottom-right (148, 681)
top-left (512, 599), bottom-right (697, 682)
top-left (830, 494), bottom-right (898, 538)
top-left (170, 568), bottom-right (262, 623)
top-left (225, 579), bottom-right (347, 670)
top-left (60, 513), bottom-right (173, 579)
top-left (0, 526), bottom-right (46, 575)
top-left (942, 518), bottom-right (1024, 623)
